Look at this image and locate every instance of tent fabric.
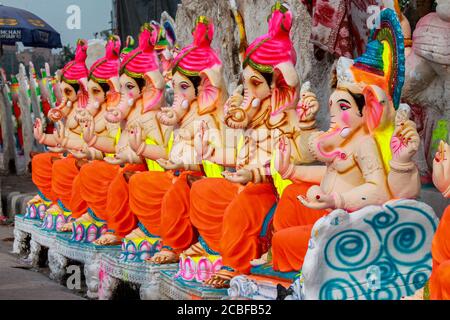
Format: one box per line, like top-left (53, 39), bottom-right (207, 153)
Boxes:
top-left (115, 0), bottom-right (180, 43)
top-left (0, 4), bottom-right (62, 48)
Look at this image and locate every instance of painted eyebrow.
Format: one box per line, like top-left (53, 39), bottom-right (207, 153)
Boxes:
top-left (250, 76), bottom-right (262, 81)
top-left (337, 99), bottom-right (352, 105)
top-left (180, 81), bottom-right (190, 86)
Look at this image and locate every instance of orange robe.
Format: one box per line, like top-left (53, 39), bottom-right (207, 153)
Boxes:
top-left (129, 170), bottom-right (203, 251)
top-left (31, 152), bottom-right (61, 202)
top-left (102, 162), bottom-right (146, 237)
top-left (69, 174), bottom-right (88, 219)
top-left (430, 206), bottom-right (450, 300)
top-left (271, 182), bottom-right (327, 272)
top-left (78, 160), bottom-right (146, 236)
top-left (51, 156), bottom-right (87, 217)
top-left (190, 178), bottom-right (277, 274)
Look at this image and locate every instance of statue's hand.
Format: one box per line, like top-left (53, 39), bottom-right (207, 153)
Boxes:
top-left (157, 107), bottom-right (178, 126)
top-left (274, 134), bottom-right (294, 179)
top-left (33, 118), bottom-right (45, 143)
top-left (53, 122), bottom-right (66, 147)
top-left (433, 140), bottom-right (450, 196)
top-left (222, 169), bottom-right (252, 184)
top-left (298, 186), bottom-right (337, 210)
top-left (82, 119), bottom-right (97, 146)
top-left (103, 155), bottom-right (124, 165)
top-left (156, 158), bottom-right (183, 170)
top-left (194, 120), bottom-right (213, 160)
top-left (297, 85), bottom-right (319, 122)
top-left (128, 124), bottom-right (143, 153)
top-left (390, 105), bottom-right (419, 163)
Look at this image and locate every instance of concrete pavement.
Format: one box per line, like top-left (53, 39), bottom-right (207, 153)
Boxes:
top-left (0, 224), bottom-right (84, 300)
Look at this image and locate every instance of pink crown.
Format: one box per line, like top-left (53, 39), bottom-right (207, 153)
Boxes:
top-left (60, 39), bottom-right (88, 83)
top-left (244, 3), bottom-right (296, 73)
top-left (121, 23), bottom-right (160, 77)
top-left (172, 16), bottom-right (221, 76)
top-left (89, 36), bottom-right (121, 83)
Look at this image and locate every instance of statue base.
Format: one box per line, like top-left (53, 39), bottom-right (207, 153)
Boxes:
top-left (52, 233), bottom-right (120, 298)
top-left (24, 200), bottom-right (51, 221)
top-left (159, 269), bottom-right (228, 300)
top-left (41, 210), bottom-right (72, 232)
top-left (177, 254), bottom-right (223, 283)
top-left (13, 214), bottom-right (38, 256)
top-left (119, 236), bottom-right (162, 263)
top-left (71, 220), bottom-right (108, 243)
top-left (98, 251), bottom-right (177, 300)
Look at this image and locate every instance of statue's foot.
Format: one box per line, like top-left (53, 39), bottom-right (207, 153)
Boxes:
top-left (250, 251), bottom-right (270, 267)
top-left (124, 227), bottom-right (146, 240)
top-left (27, 194), bottom-right (43, 206)
top-left (182, 242), bottom-right (207, 257)
top-left (93, 233), bottom-right (121, 246)
top-left (204, 269), bottom-right (236, 289)
top-left (148, 249), bottom-right (179, 264)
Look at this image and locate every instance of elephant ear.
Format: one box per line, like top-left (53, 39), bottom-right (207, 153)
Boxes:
top-left (77, 78), bottom-right (89, 108)
top-left (142, 71), bottom-right (165, 113)
top-left (271, 62), bottom-right (299, 116)
top-left (198, 66), bottom-right (223, 114)
top-left (362, 85), bottom-right (395, 133)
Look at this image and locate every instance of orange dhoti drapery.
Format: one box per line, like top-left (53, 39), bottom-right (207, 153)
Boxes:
top-left (31, 152), bottom-right (61, 202)
top-left (190, 178), bottom-right (277, 274)
top-left (271, 182), bottom-right (328, 272)
top-left (430, 206), bottom-right (450, 300)
top-left (129, 170), bottom-right (203, 251)
top-left (51, 157), bottom-right (87, 218)
top-left (78, 160), bottom-right (146, 237)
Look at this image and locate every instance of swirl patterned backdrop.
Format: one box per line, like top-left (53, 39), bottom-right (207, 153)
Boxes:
top-left (300, 199), bottom-right (439, 300)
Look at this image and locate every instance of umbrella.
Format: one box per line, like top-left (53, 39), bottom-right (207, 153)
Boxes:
top-left (0, 4), bottom-right (62, 49)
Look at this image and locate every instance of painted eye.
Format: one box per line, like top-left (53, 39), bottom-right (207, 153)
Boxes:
top-left (92, 88), bottom-right (101, 95)
top-left (340, 103), bottom-right (351, 111)
top-left (251, 78), bottom-right (263, 87)
top-left (126, 84), bottom-right (135, 90)
top-left (64, 88), bottom-right (72, 96)
top-left (181, 83), bottom-right (190, 90)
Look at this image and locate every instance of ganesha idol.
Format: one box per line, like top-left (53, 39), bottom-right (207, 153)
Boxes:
top-left (119, 16), bottom-right (229, 264)
top-left (235, 8), bottom-right (438, 300)
top-left (61, 24), bottom-right (172, 245)
top-left (25, 39), bottom-right (90, 226)
top-left (175, 3), bottom-right (321, 288)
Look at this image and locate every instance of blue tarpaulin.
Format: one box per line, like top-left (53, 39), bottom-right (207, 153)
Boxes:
top-left (0, 4), bottom-right (62, 48)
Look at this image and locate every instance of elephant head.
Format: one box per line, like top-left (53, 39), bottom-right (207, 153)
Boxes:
top-left (48, 39), bottom-right (89, 122)
top-left (224, 2), bottom-right (299, 129)
top-left (75, 36), bottom-right (122, 125)
top-left (309, 33), bottom-right (401, 166)
top-left (157, 16), bottom-right (226, 126)
top-left (105, 23), bottom-right (165, 123)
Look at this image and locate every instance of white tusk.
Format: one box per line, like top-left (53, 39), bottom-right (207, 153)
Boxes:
top-left (128, 98), bottom-right (134, 106)
top-left (252, 98), bottom-right (261, 108)
top-left (340, 127), bottom-right (352, 138)
top-left (67, 100), bottom-right (72, 107)
top-left (181, 100), bottom-right (189, 109)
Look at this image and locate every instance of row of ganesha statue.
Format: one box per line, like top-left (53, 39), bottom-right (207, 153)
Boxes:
top-left (17, 2), bottom-right (450, 300)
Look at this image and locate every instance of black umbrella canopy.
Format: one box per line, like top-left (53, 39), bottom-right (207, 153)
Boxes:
top-left (0, 4), bottom-right (62, 48)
